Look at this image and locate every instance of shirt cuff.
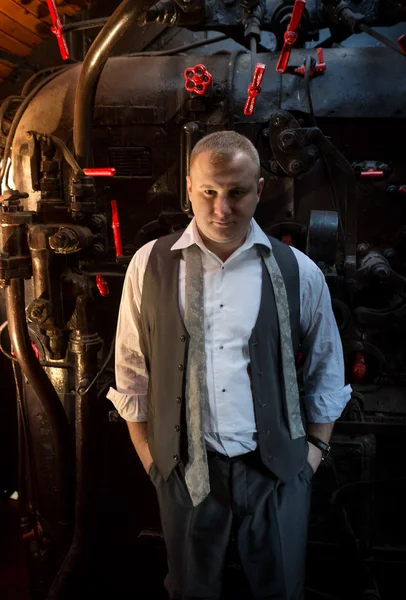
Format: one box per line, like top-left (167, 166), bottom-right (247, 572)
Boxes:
top-left (304, 384), bottom-right (353, 423)
top-left (106, 387), bottom-right (148, 422)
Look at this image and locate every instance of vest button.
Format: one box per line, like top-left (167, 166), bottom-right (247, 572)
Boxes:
top-left (258, 371), bottom-right (263, 376)
top-left (180, 335), bottom-right (186, 342)
top-left (174, 425), bottom-right (180, 432)
top-left (178, 364), bottom-right (184, 371)
top-left (176, 397), bottom-right (182, 403)
top-left (173, 454), bottom-right (180, 461)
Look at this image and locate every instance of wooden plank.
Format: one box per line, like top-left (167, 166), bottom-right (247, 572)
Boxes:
top-left (4, 1), bottom-right (90, 26)
top-left (0, 12), bottom-right (45, 47)
top-left (0, 28), bottom-right (32, 57)
top-left (6, 0), bottom-right (53, 24)
top-left (4, 0), bottom-right (50, 39)
top-left (0, 61), bottom-right (13, 78)
top-left (39, 0), bottom-right (86, 17)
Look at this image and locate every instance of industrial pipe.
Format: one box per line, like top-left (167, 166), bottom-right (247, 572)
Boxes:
top-left (5, 278), bottom-right (72, 526)
top-left (73, 0), bottom-right (153, 167)
top-left (47, 275), bottom-right (102, 600)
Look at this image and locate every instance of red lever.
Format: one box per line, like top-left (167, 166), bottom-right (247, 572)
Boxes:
top-left (12, 341), bottom-right (40, 360)
top-left (96, 274), bottom-right (109, 297)
top-left (184, 64), bottom-right (212, 95)
top-left (46, 0), bottom-right (70, 60)
top-left (22, 522), bottom-right (45, 542)
top-left (244, 63), bottom-right (266, 116)
top-left (352, 352), bottom-right (367, 383)
top-left (111, 200), bottom-right (123, 258)
top-left (276, 0), bottom-right (306, 74)
top-left (295, 47), bottom-right (326, 76)
top-left (83, 168), bottom-right (116, 177)
top-left (360, 169), bottom-right (385, 179)
top-left (281, 233), bottom-right (293, 246)
top-left (397, 34), bottom-right (406, 54)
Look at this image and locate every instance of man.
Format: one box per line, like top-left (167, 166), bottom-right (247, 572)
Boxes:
top-left (107, 131), bottom-right (351, 600)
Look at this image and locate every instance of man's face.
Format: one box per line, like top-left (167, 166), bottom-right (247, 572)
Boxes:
top-left (187, 150), bottom-right (264, 248)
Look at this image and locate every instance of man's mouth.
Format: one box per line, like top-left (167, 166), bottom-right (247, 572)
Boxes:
top-left (213, 221), bottom-right (233, 227)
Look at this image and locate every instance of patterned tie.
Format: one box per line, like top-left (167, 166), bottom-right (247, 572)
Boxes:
top-left (184, 244), bottom-right (211, 506)
top-left (260, 247), bottom-right (305, 439)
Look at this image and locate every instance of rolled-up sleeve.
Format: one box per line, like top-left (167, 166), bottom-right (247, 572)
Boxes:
top-left (292, 248), bottom-right (352, 423)
top-left (106, 241), bottom-right (156, 422)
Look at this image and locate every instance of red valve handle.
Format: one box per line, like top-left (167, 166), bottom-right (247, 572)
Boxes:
top-left (111, 200), bottom-right (123, 258)
top-left (22, 522), bottom-right (45, 542)
top-left (276, 0), bottom-right (306, 74)
top-left (83, 168), bottom-right (116, 177)
top-left (184, 64), bottom-right (213, 95)
top-left (244, 63), bottom-right (266, 116)
top-left (360, 170), bottom-right (385, 179)
top-left (397, 34), bottom-right (406, 55)
top-left (294, 47), bottom-right (326, 76)
top-left (96, 274), bottom-right (110, 297)
top-left (46, 0), bottom-right (70, 60)
top-left (353, 352), bottom-right (367, 383)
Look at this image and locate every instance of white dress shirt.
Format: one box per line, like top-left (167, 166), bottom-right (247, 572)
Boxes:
top-left (107, 218), bottom-right (352, 456)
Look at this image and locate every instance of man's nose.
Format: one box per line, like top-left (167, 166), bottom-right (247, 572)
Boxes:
top-left (213, 194), bottom-right (232, 217)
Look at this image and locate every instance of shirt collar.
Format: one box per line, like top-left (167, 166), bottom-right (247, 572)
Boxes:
top-left (170, 217), bottom-right (272, 256)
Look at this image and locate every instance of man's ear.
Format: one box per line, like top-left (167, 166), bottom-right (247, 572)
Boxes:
top-left (186, 175), bottom-right (192, 198)
top-left (257, 177), bottom-right (265, 202)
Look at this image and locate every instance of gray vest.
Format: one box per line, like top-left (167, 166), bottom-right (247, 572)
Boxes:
top-left (139, 230), bottom-right (307, 483)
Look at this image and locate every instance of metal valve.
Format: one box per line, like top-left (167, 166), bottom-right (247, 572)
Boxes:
top-left (359, 169), bottom-right (385, 179)
top-left (295, 48), bottom-right (326, 76)
top-left (46, 0), bottom-right (70, 60)
top-left (353, 352), bottom-right (367, 383)
top-left (96, 274), bottom-right (109, 297)
top-left (244, 63), bottom-right (265, 116)
top-left (83, 168), bottom-right (116, 177)
top-left (397, 34), bottom-right (406, 54)
top-left (184, 64), bottom-right (212, 95)
top-left (111, 200), bottom-right (123, 259)
top-left (276, 0), bottom-right (306, 74)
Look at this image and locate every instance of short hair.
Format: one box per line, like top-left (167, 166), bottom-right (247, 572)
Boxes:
top-left (189, 131), bottom-right (261, 178)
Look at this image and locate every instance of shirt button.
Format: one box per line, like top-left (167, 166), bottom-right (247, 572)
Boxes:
top-left (180, 335), bottom-right (186, 342)
top-left (176, 397), bottom-right (182, 404)
top-left (174, 425), bottom-right (180, 432)
top-left (222, 389), bottom-right (226, 393)
top-left (220, 304), bottom-right (224, 308)
top-left (219, 345), bottom-right (223, 350)
top-left (173, 454), bottom-right (180, 462)
top-left (178, 364), bottom-right (183, 371)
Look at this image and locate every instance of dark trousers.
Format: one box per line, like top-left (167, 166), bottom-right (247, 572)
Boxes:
top-left (149, 450), bottom-right (313, 600)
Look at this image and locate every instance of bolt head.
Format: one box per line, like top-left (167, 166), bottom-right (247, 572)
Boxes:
top-left (278, 131), bottom-right (297, 150)
top-left (272, 112), bottom-right (288, 127)
top-left (289, 160), bottom-right (303, 175)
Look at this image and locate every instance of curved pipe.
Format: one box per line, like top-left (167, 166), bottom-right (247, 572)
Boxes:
top-left (73, 0), bottom-right (152, 167)
top-left (5, 279), bottom-right (72, 526)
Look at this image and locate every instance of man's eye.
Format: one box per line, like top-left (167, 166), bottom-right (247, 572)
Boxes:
top-left (204, 190), bottom-right (215, 196)
top-left (230, 189), bottom-right (245, 197)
